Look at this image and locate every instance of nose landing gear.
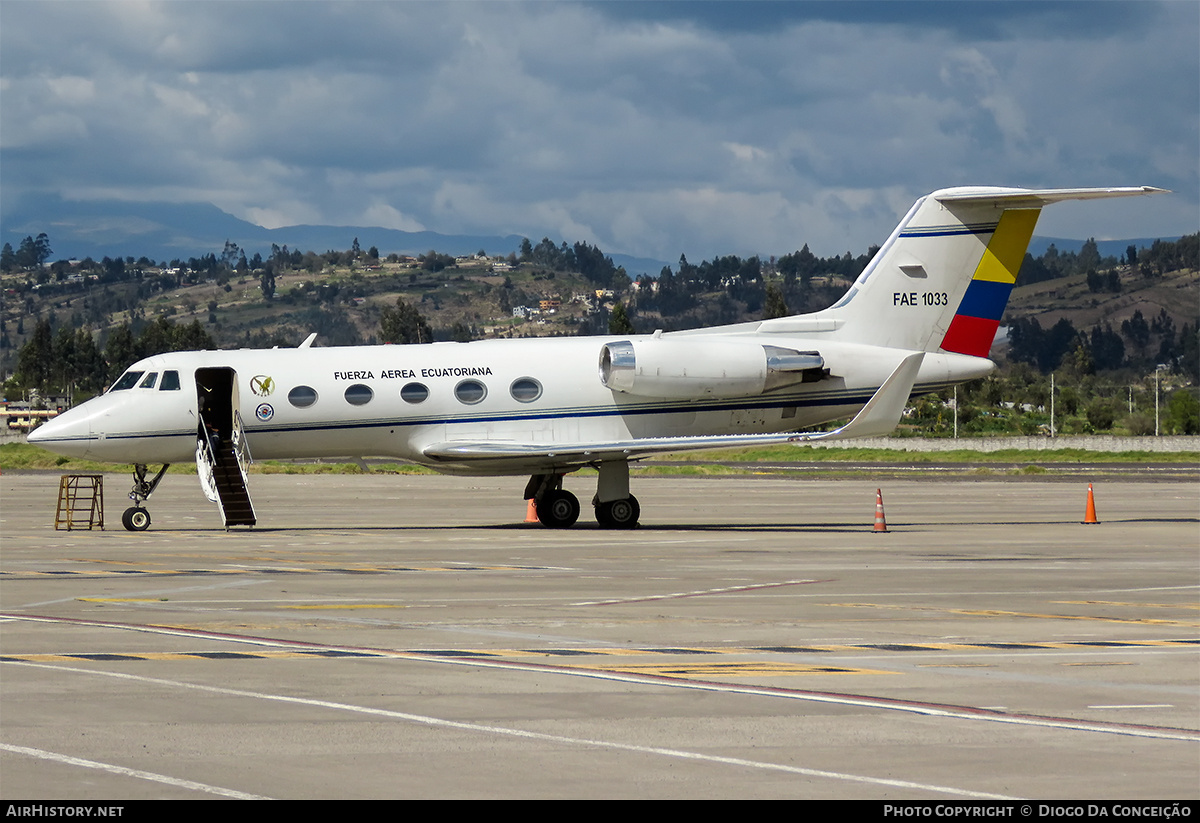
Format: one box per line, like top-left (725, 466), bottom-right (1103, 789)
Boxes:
top-left (121, 506), bottom-right (152, 531)
top-left (122, 463), bottom-right (169, 532)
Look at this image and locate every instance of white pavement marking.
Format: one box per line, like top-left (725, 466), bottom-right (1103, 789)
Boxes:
top-left (6, 660), bottom-right (1012, 800)
top-left (572, 579), bottom-right (821, 606)
top-left (0, 743), bottom-right (271, 799)
top-left (4, 614), bottom-right (1196, 741)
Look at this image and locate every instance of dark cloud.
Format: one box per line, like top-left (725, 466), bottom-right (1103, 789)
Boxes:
top-left (1, 1), bottom-right (1195, 260)
top-left (589, 0), bottom-right (1162, 40)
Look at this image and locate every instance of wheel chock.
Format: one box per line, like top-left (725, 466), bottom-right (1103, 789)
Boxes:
top-left (525, 499), bottom-right (539, 524)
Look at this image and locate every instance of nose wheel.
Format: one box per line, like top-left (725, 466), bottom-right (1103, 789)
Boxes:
top-left (121, 507), bottom-right (152, 531)
top-left (122, 463), bottom-right (169, 532)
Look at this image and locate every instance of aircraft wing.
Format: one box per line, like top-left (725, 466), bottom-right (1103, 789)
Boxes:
top-left (421, 352), bottom-right (923, 470)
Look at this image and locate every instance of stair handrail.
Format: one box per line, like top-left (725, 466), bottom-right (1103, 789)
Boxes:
top-left (197, 412), bottom-right (219, 464)
top-left (195, 412), bottom-right (220, 503)
top-left (232, 409), bottom-right (253, 474)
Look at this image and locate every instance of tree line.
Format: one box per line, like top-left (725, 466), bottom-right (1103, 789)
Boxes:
top-left (1008, 310), bottom-right (1198, 378)
top-left (9, 316), bottom-right (213, 401)
top-left (5, 228), bottom-right (1196, 415)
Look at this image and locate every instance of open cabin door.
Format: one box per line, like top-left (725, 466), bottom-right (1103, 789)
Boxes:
top-left (195, 367), bottom-right (256, 528)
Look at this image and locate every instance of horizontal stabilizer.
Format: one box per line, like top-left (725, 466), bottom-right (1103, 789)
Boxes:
top-left (934, 186), bottom-right (1167, 207)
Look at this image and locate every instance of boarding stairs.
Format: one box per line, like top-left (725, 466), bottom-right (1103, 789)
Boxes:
top-left (196, 411), bottom-right (256, 528)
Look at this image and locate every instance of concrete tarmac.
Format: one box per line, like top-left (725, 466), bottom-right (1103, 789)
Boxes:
top-left (1, 471), bottom-right (1197, 799)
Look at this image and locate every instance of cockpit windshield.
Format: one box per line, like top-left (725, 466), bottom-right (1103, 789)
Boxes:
top-left (138, 372), bottom-right (159, 389)
top-left (110, 371), bottom-right (145, 391)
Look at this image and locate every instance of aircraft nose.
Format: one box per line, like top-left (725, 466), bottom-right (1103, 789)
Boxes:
top-left (26, 405), bottom-right (93, 458)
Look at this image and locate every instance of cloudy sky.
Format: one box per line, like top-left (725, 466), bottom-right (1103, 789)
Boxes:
top-left (2, 0), bottom-right (1196, 262)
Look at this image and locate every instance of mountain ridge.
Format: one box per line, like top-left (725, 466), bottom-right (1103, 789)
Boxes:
top-left (1, 193), bottom-right (1181, 278)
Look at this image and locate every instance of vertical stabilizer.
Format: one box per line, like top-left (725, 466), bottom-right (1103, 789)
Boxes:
top-left (811, 186), bottom-right (1165, 355)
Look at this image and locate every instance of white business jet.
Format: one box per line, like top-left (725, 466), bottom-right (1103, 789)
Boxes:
top-left (29, 185), bottom-right (1163, 531)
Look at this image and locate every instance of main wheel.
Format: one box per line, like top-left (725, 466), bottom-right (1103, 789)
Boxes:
top-left (536, 490), bottom-right (580, 528)
top-left (596, 495), bottom-right (640, 529)
top-left (122, 506), bottom-right (151, 532)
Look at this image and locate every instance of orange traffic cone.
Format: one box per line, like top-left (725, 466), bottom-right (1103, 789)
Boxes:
top-left (1082, 483), bottom-right (1100, 524)
top-left (525, 499), bottom-right (539, 524)
top-left (872, 488), bottom-right (889, 533)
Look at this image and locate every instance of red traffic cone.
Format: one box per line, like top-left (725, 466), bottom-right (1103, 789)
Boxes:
top-left (525, 499), bottom-right (539, 524)
top-left (1082, 483), bottom-right (1100, 524)
top-left (872, 488), bottom-right (889, 533)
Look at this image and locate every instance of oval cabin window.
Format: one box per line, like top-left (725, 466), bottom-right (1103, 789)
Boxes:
top-left (454, 379), bottom-right (487, 405)
top-left (288, 386), bottom-right (319, 408)
top-left (400, 382), bottom-right (429, 404)
top-left (344, 384), bottom-right (374, 406)
top-left (510, 377), bottom-right (542, 403)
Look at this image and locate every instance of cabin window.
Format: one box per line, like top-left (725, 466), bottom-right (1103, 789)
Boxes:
top-left (288, 386), bottom-right (318, 408)
top-left (454, 379), bottom-right (487, 405)
top-left (159, 371), bottom-right (181, 391)
top-left (139, 372), bottom-right (158, 389)
top-left (110, 371), bottom-right (145, 391)
top-left (510, 377), bottom-right (542, 403)
top-left (400, 382), bottom-right (429, 404)
top-left (344, 384), bottom-right (374, 406)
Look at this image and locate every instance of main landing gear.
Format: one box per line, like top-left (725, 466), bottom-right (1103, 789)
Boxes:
top-left (526, 461), bottom-right (640, 529)
top-left (595, 495), bottom-right (640, 529)
top-left (537, 486), bottom-right (581, 528)
top-left (122, 463), bottom-right (169, 532)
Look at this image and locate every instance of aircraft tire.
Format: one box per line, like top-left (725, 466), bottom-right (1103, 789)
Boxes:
top-left (596, 496), bottom-right (640, 529)
top-left (122, 506), bottom-right (152, 532)
top-left (536, 490), bottom-right (579, 529)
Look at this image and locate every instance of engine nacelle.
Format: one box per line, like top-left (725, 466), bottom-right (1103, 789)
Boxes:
top-left (598, 338), bottom-right (824, 399)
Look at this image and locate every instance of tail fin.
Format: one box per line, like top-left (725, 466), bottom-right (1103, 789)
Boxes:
top-left (811, 186), bottom-right (1165, 354)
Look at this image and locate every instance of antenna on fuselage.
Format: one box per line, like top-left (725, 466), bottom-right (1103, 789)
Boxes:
top-left (298, 333), bottom-right (317, 348)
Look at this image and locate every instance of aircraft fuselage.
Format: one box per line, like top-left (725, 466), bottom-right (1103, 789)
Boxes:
top-left (34, 333), bottom-right (984, 474)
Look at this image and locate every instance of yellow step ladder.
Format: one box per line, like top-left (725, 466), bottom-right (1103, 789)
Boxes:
top-left (55, 475), bottom-right (104, 530)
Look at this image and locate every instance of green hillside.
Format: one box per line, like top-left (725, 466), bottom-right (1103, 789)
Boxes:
top-left (3, 232), bottom-right (1197, 435)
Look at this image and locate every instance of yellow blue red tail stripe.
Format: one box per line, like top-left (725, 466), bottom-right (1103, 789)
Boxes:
top-left (940, 208), bottom-right (1041, 357)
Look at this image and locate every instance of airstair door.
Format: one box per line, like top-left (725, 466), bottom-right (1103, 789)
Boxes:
top-left (195, 367), bottom-right (256, 528)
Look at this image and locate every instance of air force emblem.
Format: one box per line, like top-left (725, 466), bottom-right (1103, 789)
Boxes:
top-left (250, 375), bottom-right (276, 396)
